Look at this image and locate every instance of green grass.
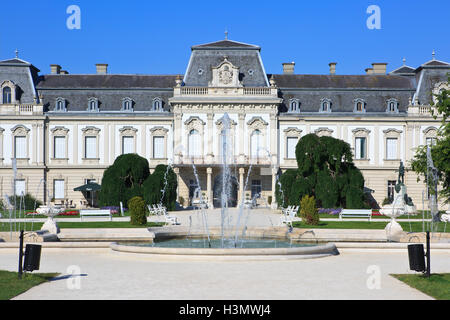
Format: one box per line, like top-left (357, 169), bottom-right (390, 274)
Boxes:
top-left (0, 221), bottom-right (165, 232)
top-left (0, 270), bottom-right (59, 300)
top-left (292, 221), bottom-right (449, 232)
top-left (391, 273), bottom-right (450, 300)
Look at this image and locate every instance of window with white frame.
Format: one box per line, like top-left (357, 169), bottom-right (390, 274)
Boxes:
top-left (354, 99), bottom-right (366, 113)
top-left (54, 136), bottom-right (66, 159)
top-left (2, 86), bottom-right (11, 104)
top-left (355, 137), bottom-right (366, 159)
top-left (286, 137), bottom-right (298, 159)
top-left (53, 179), bottom-right (65, 199)
top-left (122, 136), bottom-right (134, 154)
top-left (288, 99), bottom-right (300, 113)
top-left (14, 179), bottom-right (25, 196)
top-left (152, 98), bottom-right (162, 111)
top-left (122, 98), bottom-right (133, 111)
top-left (386, 138), bottom-right (398, 160)
top-left (251, 129), bottom-right (262, 158)
top-left (88, 98), bottom-right (99, 112)
top-left (14, 136), bottom-right (27, 159)
top-left (386, 99), bottom-right (398, 113)
top-left (426, 137), bottom-right (437, 146)
top-left (320, 99), bottom-right (331, 113)
top-left (85, 136), bottom-right (97, 158)
top-left (55, 98), bottom-right (66, 111)
top-left (188, 129), bottom-right (201, 157)
top-left (153, 136), bottom-right (165, 158)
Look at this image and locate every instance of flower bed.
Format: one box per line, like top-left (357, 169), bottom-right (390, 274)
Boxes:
top-left (318, 208), bottom-right (342, 215)
top-left (100, 206), bottom-right (127, 215)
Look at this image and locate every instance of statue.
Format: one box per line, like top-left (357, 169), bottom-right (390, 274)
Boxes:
top-left (398, 161), bottom-right (405, 185)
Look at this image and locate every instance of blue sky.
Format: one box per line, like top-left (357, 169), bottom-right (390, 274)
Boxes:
top-left (1, 0), bottom-right (448, 75)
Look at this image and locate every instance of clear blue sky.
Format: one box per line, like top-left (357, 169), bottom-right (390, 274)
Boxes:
top-left (1, 0), bottom-right (448, 75)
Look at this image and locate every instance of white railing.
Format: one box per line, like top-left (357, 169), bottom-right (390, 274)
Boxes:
top-left (175, 87), bottom-right (277, 97)
top-left (243, 87), bottom-right (272, 95)
top-left (180, 87), bottom-right (209, 95)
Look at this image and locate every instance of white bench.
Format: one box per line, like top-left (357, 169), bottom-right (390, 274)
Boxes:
top-left (339, 209), bottom-right (372, 221)
top-left (80, 209), bottom-right (112, 221)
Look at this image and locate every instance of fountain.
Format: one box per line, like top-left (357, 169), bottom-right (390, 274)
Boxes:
top-left (380, 161), bottom-right (417, 241)
top-left (110, 113), bottom-right (339, 258)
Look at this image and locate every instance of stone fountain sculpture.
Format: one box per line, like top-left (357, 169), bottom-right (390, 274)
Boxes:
top-left (380, 161), bottom-right (417, 241)
top-left (37, 204), bottom-right (64, 234)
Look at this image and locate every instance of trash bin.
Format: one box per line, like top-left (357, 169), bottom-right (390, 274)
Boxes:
top-left (408, 244), bottom-right (425, 272)
top-left (23, 244), bottom-right (41, 272)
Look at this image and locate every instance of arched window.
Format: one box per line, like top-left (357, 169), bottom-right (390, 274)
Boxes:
top-left (122, 98), bottom-right (133, 111)
top-left (152, 98), bottom-right (162, 111)
top-left (88, 98), bottom-right (99, 112)
top-left (251, 129), bottom-right (262, 159)
top-left (55, 98), bottom-right (66, 111)
top-left (386, 99), bottom-right (399, 113)
top-left (288, 99), bottom-right (300, 113)
top-left (354, 99), bottom-right (366, 113)
top-left (2, 87), bottom-right (11, 104)
top-left (188, 129), bottom-right (201, 158)
top-left (320, 99), bottom-right (331, 113)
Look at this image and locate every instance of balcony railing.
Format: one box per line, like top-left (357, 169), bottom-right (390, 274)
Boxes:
top-left (0, 103), bottom-right (43, 115)
top-left (175, 86), bottom-right (278, 97)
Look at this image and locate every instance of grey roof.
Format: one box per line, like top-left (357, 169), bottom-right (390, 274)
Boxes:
top-left (0, 58), bottom-right (39, 103)
top-left (270, 74), bottom-right (415, 89)
top-left (192, 39), bottom-right (260, 50)
top-left (36, 74), bottom-right (181, 89)
top-left (389, 66), bottom-right (415, 74)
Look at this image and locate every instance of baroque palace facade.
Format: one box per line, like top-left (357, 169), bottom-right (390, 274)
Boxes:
top-left (0, 39), bottom-right (448, 209)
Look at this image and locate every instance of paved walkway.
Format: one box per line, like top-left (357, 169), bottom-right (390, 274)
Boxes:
top-left (0, 247), bottom-right (448, 300)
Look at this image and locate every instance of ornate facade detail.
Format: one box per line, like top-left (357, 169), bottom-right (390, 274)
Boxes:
top-left (314, 127), bottom-right (334, 137)
top-left (210, 57), bottom-right (242, 87)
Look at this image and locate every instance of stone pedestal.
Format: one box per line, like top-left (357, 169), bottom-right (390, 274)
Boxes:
top-left (385, 219), bottom-right (403, 242)
top-left (41, 217), bottom-right (60, 234)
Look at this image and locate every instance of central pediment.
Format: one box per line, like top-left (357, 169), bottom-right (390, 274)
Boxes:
top-left (209, 57), bottom-right (242, 88)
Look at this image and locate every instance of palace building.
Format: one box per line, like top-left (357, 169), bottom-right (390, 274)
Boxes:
top-left (0, 39), bottom-right (448, 209)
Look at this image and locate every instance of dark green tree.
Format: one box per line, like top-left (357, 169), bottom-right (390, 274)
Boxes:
top-left (143, 164), bottom-right (178, 211)
top-left (276, 134), bottom-right (366, 209)
top-left (98, 154), bottom-right (150, 207)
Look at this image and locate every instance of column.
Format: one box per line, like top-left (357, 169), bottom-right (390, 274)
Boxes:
top-left (238, 113), bottom-right (245, 162)
top-left (238, 167), bottom-right (245, 204)
top-left (173, 167), bottom-right (180, 199)
top-left (206, 113), bottom-right (214, 162)
top-left (73, 124), bottom-right (78, 164)
top-left (32, 123), bottom-right (38, 164)
top-left (271, 167), bottom-right (278, 209)
top-left (38, 123), bottom-right (45, 165)
top-left (269, 112), bottom-right (277, 165)
top-left (206, 167), bottom-right (213, 208)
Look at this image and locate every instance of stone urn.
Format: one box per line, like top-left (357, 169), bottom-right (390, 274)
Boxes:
top-left (37, 205), bottom-right (64, 234)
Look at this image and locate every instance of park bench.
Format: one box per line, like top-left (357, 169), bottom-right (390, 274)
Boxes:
top-left (339, 209), bottom-right (372, 221)
top-left (80, 209), bottom-right (112, 221)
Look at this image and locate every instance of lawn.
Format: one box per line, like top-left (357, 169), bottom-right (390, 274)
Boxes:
top-left (292, 221), bottom-right (449, 232)
top-left (0, 270), bottom-right (59, 300)
top-left (391, 273), bottom-right (450, 300)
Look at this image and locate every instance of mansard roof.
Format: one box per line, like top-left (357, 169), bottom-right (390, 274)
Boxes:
top-left (270, 74), bottom-right (415, 89)
top-left (36, 74), bottom-right (181, 89)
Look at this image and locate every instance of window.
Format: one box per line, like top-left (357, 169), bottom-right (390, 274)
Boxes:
top-left (55, 98), bottom-right (66, 111)
top-left (286, 137), bottom-right (298, 159)
top-left (288, 99), bottom-right (300, 113)
top-left (88, 98), bottom-right (99, 112)
top-left (14, 179), bottom-right (25, 196)
top-left (188, 129), bottom-right (201, 157)
top-left (122, 98), bottom-right (133, 111)
top-left (426, 137), bottom-right (437, 146)
top-left (320, 99), bottom-right (331, 113)
top-left (387, 180), bottom-right (396, 202)
top-left (54, 179), bottom-right (65, 199)
top-left (152, 98), bottom-right (162, 111)
top-left (153, 136), bottom-right (165, 158)
top-left (386, 99), bottom-right (399, 113)
top-left (54, 136), bottom-right (66, 159)
top-left (386, 138), bottom-right (398, 160)
top-left (3, 87), bottom-right (11, 104)
top-left (122, 136), bottom-right (134, 154)
top-left (85, 136), bottom-right (97, 158)
top-left (14, 136), bottom-right (27, 158)
top-left (355, 137), bottom-right (366, 159)
top-left (354, 99), bottom-right (366, 113)
top-left (251, 129), bottom-right (262, 159)
top-left (251, 180), bottom-right (262, 199)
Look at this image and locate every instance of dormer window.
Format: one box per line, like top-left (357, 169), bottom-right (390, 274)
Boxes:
top-left (88, 98), bottom-right (99, 112)
top-left (320, 98), bottom-right (332, 113)
top-left (152, 97), bottom-right (163, 111)
top-left (2, 87), bottom-right (11, 104)
top-left (288, 98), bottom-right (300, 113)
top-left (386, 98), bottom-right (399, 113)
top-left (122, 98), bottom-right (133, 111)
top-left (353, 99), bottom-right (366, 113)
top-left (55, 98), bottom-right (66, 112)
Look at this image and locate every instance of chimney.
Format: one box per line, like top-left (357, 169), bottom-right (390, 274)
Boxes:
top-left (371, 63), bottom-right (387, 75)
top-left (365, 68), bottom-right (374, 75)
top-left (329, 62), bottom-right (337, 75)
top-left (282, 62), bottom-right (295, 74)
top-left (96, 63), bottom-right (108, 74)
top-left (50, 64), bottom-right (61, 75)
